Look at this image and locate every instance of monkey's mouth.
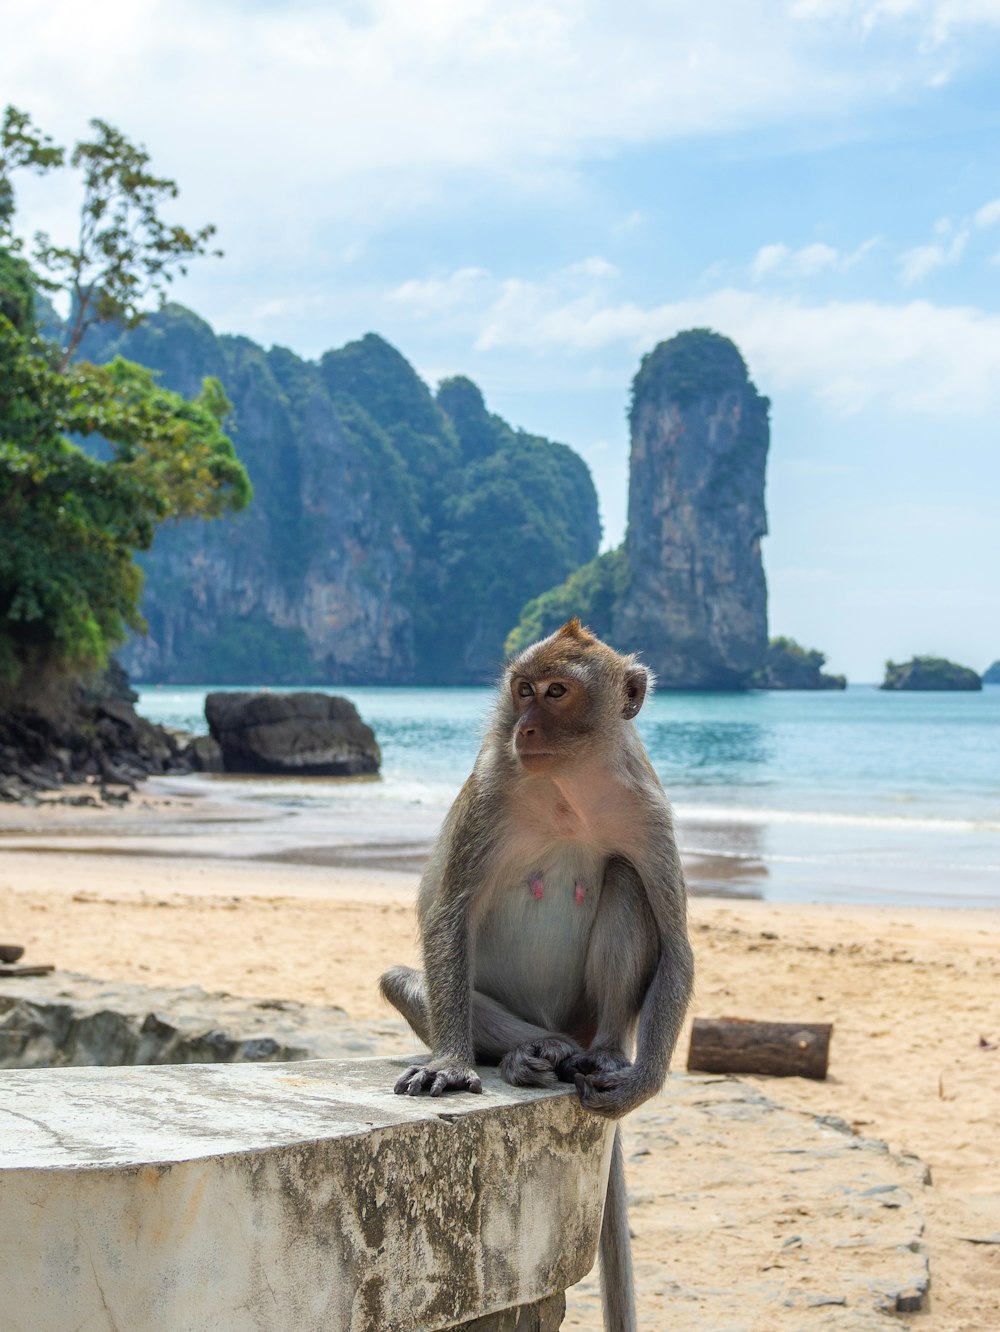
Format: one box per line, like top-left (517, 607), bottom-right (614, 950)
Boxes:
top-left (515, 748), bottom-right (555, 769)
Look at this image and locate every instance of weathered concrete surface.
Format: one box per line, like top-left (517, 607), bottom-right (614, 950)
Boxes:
top-left (0, 1058), bottom-right (611, 1332)
top-left (0, 969), bottom-right (410, 1068)
top-left (0, 977), bottom-right (933, 1329)
top-left (451, 1292), bottom-right (566, 1330)
top-left (568, 1075), bottom-right (929, 1331)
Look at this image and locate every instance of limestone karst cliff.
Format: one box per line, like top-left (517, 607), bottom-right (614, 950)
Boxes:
top-left (506, 329), bottom-right (772, 688)
top-left (614, 330), bottom-right (770, 688)
top-left (81, 307), bottom-right (599, 684)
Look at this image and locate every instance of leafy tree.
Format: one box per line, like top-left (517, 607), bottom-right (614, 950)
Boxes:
top-left (0, 109), bottom-right (248, 691)
top-left (3, 106), bottom-right (219, 368)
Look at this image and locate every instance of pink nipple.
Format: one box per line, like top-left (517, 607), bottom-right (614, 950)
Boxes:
top-left (575, 881), bottom-right (587, 905)
top-left (530, 876), bottom-right (544, 901)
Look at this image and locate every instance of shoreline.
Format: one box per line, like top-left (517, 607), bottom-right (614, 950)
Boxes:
top-left (2, 787), bottom-right (998, 1327)
top-left (3, 771), bottom-right (998, 908)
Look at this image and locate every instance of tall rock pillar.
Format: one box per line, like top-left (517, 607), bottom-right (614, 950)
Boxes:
top-left (614, 329), bottom-right (769, 689)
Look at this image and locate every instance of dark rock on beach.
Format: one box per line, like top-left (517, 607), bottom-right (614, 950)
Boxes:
top-left (205, 690), bottom-right (380, 776)
top-left (0, 660), bottom-right (194, 802)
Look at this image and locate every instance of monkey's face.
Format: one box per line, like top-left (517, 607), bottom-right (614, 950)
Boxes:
top-left (509, 673), bottom-right (593, 772)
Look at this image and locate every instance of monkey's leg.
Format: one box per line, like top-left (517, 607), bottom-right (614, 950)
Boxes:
top-left (380, 965), bottom-right (581, 1087)
top-left (379, 965), bottom-right (433, 1046)
top-left (559, 857), bottom-right (658, 1084)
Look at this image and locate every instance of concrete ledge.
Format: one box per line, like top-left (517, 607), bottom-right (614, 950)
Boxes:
top-left (0, 1057), bottom-right (613, 1332)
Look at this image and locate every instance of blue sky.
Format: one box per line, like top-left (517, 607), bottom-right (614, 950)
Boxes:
top-left (4, 0), bottom-right (999, 680)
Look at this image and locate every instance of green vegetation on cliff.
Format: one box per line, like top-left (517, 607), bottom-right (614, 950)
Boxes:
top-left (751, 637), bottom-right (846, 690)
top-left (505, 548), bottom-right (626, 656)
top-left (86, 309), bottom-right (600, 683)
top-left (630, 327), bottom-right (769, 416)
top-left (881, 657), bottom-right (982, 691)
top-left (0, 110), bottom-right (249, 693)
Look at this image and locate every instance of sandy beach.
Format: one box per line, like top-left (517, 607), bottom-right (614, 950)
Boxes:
top-left (1, 790), bottom-right (998, 1329)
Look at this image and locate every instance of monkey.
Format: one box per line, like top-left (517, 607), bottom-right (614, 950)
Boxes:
top-left (379, 618), bottom-right (694, 1332)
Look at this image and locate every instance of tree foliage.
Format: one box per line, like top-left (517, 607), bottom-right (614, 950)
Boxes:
top-left (0, 109), bottom-right (248, 690)
top-left (630, 327), bottom-right (769, 418)
top-left (505, 548), bottom-right (627, 657)
top-left (3, 107), bottom-right (219, 367)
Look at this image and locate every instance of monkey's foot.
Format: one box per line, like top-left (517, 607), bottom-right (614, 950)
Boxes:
top-left (574, 1067), bottom-right (648, 1120)
top-left (500, 1037), bottom-right (581, 1089)
top-left (393, 1062), bottom-right (483, 1098)
top-left (556, 1046), bottom-right (631, 1082)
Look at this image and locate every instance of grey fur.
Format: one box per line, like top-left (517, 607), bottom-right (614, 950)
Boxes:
top-left (380, 621), bottom-right (695, 1332)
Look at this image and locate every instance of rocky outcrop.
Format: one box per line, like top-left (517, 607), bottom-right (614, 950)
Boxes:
top-left (613, 330), bottom-right (769, 689)
top-left (205, 691), bottom-right (380, 775)
top-left (881, 657), bottom-right (982, 691)
top-left (753, 637), bottom-right (846, 690)
top-left (0, 661), bottom-right (193, 802)
top-left (983, 660), bottom-right (1000, 684)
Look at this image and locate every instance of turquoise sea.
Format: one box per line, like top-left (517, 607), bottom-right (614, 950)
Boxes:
top-left (138, 684), bottom-right (1000, 910)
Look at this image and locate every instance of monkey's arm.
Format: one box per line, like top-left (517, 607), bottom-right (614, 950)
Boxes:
top-left (576, 821), bottom-right (694, 1119)
top-left (394, 783), bottom-right (494, 1098)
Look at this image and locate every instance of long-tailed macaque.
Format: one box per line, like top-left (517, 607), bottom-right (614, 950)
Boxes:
top-left (380, 619), bottom-right (694, 1332)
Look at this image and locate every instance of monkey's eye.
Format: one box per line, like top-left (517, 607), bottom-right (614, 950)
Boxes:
top-left (517, 681), bottom-right (534, 698)
top-left (546, 682), bottom-right (567, 699)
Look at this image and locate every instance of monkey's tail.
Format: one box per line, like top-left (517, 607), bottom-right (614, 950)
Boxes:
top-left (599, 1125), bottom-right (637, 1332)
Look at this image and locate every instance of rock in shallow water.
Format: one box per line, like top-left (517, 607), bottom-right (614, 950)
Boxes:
top-left (205, 690), bottom-right (380, 776)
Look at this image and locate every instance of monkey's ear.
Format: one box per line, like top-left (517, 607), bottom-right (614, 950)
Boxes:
top-left (623, 667), bottom-right (648, 719)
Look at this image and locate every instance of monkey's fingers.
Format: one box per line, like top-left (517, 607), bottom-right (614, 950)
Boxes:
top-left (393, 1065), bottom-right (432, 1095)
top-left (574, 1070), bottom-right (636, 1120)
top-left (558, 1049), bottom-right (631, 1081)
top-left (429, 1067), bottom-right (483, 1097)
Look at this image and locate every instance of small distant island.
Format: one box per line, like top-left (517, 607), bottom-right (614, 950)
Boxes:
top-left (881, 657), bottom-right (982, 692)
top-left (752, 638), bottom-right (846, 691)
top-left (983, 661), bottom-right (1000, 685)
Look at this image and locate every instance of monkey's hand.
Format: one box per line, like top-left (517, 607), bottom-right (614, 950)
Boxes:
top-left (556, 1046), bottom-right (630, 1082)
top-left (573, 1066), bottom-right (652, 1120)
top-left (394, 1060), bottom-right (483, 1098)
top-left (500, 1036), bottom-right (582, 1088)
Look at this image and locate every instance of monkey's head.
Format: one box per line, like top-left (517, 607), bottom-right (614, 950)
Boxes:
top-left (501, 619), bottom-right (651, 773)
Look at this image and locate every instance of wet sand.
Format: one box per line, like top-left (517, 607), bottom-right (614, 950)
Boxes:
top-left (1, 788), bottom-right (998, 1329)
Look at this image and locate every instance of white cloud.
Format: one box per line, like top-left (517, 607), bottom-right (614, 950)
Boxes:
top-left (613, 210), bottom-right (646, 235)
top-left (752, 244), bottom-right (792, 279)
top-left (751, 237), bottom-right (876, 280)
top-left (789, 242), bottom-right (841, 275)
top-left (973, 197), bottom-right (1000, 229)
top-left (790, 0), bottom-right (1000, 46)
top-left (566, 257), bottom-right (619, 279)
top-left (2, 0), bottom-right (999, 256)
top-left (898, 230), bottom-right (969, 282)
top-left (897, 195), bottom-right (1000, 283)
top-left (390, 268), bottom-right (490, 314)
top-left (400, 262), bottom-right (1000, 415)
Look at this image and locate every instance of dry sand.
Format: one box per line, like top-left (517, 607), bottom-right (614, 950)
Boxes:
top-left (1, 794), bottom-right (998, 1329)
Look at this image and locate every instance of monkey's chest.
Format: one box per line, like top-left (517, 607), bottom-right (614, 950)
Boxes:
top-left (472, 844), bottom-right (606, 1032)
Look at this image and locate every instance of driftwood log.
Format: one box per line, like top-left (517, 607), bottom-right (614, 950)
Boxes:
top-left (687, 1017), bottom-right (832, 1080)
